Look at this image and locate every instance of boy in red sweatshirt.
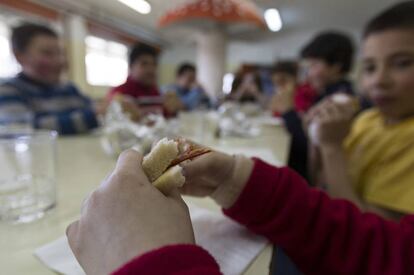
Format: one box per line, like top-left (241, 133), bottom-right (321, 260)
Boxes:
top-left (106, 44), bottom-right (182, 118)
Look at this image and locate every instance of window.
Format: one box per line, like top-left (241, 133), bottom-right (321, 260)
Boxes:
top-left (85, 35), bottom-right (128, 86)
top-left (0, 21), bottom-right (20, 79)
top-left (222, 73), bottom-right (235, 94)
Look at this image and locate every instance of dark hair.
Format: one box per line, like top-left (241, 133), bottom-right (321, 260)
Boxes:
top-left (176, 63), bottom-right (196, 77)
top-left (300, 31), bottom-right (354, 74)
top-left (129, 43), bottom-right (158, 66)
top-left (272, 61), bottom-right (298, 77)
top-left (363, 1), bottom-right (414, 38)
top-left (11, 23), bottom-right (57, 53)
top-left (231, 71), bottom-right (263, 94)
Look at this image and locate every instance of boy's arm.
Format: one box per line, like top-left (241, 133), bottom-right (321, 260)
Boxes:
top-left (181, 86), bottom-right (211, 110)
top-left (224, 159), bottom-right (414, 275)
top-left (282, 110), bottom-right (308, 153)
top-left (0, 84), bottom-right (33, 119)
top-left (307, 98), bottom-right (401, 219)
top-left (320, 145), bottom-right (401, 219)
top-left (0, 84), bottom-right (98, 134)
top-left (65, 85), bottom-right (100, 132)
top-left (34, 107), bottom-right (98, 135)
top-left (112, 245), bottom-right (221, 275)
top-left (34, 85), bottom-right (98, 135)
top-left (282, 110), bottom-right (309, 177)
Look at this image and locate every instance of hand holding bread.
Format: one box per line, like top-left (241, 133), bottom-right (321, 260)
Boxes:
top-left (142, 137), bottom-right (211, 194)
top-left (142, 137), bottom-right (254, 208)
top-left (67, 149), bottom-right (194, 275)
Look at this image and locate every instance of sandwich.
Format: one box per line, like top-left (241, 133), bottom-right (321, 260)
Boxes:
top-left (142, 138), bottom-right (211, 194)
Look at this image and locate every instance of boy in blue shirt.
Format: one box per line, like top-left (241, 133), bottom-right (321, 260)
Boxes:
top-left (0, 23), bottom-right (98, 135)
top-left (163, 63), bottom-right (211, 110)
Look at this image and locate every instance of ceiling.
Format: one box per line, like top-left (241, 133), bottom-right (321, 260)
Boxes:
top-left (32, 0), bottom-right (400, 45)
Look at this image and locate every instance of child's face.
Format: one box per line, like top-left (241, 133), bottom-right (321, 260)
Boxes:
top-left (16, 35), bottom-right (64, 85)
top-left (362, 29), bottom-right (414, 121)
top-left (130, 54), bottom-right (157, 86)
top-left (302, 58), bottom-right (341, 92)
top-left (177, 70), bottom-right (196, 89)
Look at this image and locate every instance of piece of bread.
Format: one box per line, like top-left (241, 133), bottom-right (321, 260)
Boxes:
top-left (142, 138), bottom-right (211, 194)
top-left (142, 138), bottom-right (179, 182)
top-left (331, 93), bottom-right (360, 113)
top-left (152, 165), bottom-right (185, 194)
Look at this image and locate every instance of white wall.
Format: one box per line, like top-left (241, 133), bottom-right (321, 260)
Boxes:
top-left (158, 44), bottom-right (196, 86)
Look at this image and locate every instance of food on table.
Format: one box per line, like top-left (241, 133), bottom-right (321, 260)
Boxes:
top-left (142, 138), bottom-right (211, 194)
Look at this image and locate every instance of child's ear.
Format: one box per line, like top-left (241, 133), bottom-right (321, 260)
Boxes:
top-left (13, 50), bottom-right (25, 65)
top-left (331, 63), bottom-right (343, 76)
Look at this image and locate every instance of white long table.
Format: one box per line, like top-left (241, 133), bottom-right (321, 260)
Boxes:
top-left (1, 121), bottom-right (290, 274)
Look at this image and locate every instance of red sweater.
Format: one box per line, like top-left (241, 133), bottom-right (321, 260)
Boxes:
top-left (273, 83), bottom-right (317, 117)
top-left (294, 83), bottom-right (318, 113)
top-left (108, 77), bottom-right (166, 115)
top-left (108, 76), bottom-right (161, 101)
top-left (113, 159), bottom-right (414, 275)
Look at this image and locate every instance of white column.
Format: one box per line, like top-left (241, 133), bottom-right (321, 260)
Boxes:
top-left (196, 29), bottom-right (226, 97)
top-left (63, 14), bottom-right (88, 93)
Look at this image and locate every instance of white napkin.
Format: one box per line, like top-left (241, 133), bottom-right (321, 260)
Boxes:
top-left (34, 205), bottom-right (267, 275)
top-left (35, 237), bottom-right (83, 275)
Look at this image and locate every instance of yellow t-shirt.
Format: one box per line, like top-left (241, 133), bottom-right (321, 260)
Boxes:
top-left (344, 109), bottom-right (414, 214)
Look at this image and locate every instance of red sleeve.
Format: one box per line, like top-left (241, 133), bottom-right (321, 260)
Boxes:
top-left (112, 244), bottom-right (221, 275)
top-left (294, 84), bottom-right (317, 113)
top-left (224, 159), bottom-right (414, 275)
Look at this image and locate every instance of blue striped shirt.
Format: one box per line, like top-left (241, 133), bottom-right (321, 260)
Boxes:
top-left (162, 84), bottom-right (211, 110)
top-left (0, 74), bottom-right (98, 135)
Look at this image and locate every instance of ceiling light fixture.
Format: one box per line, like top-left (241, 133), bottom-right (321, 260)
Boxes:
top-left (264, 8), bottom-right (282, 32)
top-left (117, 0), bottom-right (151, 15)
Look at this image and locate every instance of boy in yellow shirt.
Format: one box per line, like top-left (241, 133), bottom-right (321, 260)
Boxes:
top-left (307, 1), bottom-right (414, 220)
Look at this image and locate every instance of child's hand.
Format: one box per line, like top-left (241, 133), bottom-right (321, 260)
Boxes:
top-left (181, 152), bottom-right (254, 208)
top-left (163, 92), bottom-right (184, 114)
top-left (306, 96), bottom-right (357, 147)
top-left (270, 82), bottom-right (296, 114)
top-left (67, 150), bottom-right (194, 275)
top-left (115, 95), bottom-right (142, 122)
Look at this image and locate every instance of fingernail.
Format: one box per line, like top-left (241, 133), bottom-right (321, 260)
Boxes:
top-left (131, 145), bottom-right (143, 154)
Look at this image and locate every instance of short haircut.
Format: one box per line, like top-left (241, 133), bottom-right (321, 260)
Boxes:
top-left (129, 43), bottom-right (158, 66)
top-left (363, 1), bottom-right (414, 38)
top-left (11, 23), bottom-right (58, 53)
top-left (176, 63), bottom-right (196, 77)
top-left (300, 31), bottom-right (354, 74)
top-left (272, 61), bottom-right (298, 77)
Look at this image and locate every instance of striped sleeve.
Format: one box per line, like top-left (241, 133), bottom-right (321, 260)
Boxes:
top-left (0, 82), bottom-right (98, 134)
top-left (0, 84), bottom-right (33, 121)
top-left (35, 107), bottom-right (98, 135)
top-left (33, 84), bottom-right (98, 135)
top-left (64, 84), bottom-right (99, 134)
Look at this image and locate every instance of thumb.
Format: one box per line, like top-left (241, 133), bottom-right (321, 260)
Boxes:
top-left (167, 188), bottom-right (182, 199)
top-left (66, 220), bottom-right (80, 253)
top-left (167, 188), bottom-right (187, 206)
top-left (115, 149), bottom-right (144, 173)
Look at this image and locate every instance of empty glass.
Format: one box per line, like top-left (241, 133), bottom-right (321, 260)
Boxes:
top-left (0, 112), bottom-right (34, 132)
top-left (0, 130), bottom-right (57, 223)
